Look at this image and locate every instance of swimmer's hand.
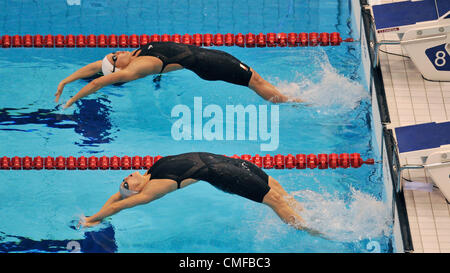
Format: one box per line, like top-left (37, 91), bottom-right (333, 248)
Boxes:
top-left (55, 81), bottom-right (66, 103)
top-left (63, 98), bottom-right (75, 109)
top-left (77, 216), bottom-right (101, 228)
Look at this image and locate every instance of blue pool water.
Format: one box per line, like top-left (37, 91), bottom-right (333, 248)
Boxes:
top-left (0, 0), bottom-right (394, 253)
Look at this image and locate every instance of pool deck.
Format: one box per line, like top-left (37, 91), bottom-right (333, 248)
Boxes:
top-left (370, 0), bottom-right (450, 253)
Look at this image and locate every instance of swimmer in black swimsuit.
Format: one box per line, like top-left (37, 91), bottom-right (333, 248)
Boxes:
top-left (55, 42), bottom-right (303, 108)
top-left (79, 152), bottom-right (322, 237)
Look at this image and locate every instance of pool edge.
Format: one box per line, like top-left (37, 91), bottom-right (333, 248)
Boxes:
top-left (356, 0), bottom-right (414, 253)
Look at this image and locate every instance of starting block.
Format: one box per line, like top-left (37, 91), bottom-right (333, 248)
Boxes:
top-left (372, 0), bottom-right (450, 81)
top-left (394, 121), bottom-right (450, 203)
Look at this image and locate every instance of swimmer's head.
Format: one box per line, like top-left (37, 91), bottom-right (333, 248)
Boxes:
top-left (119, 171), bottom-right (148, 199)
top-left (101, 51), bottom-right (132, 76)
top-left (119, 181), bottom-right (138, 198)
top-left (102, 55), bottom-right (120, 76)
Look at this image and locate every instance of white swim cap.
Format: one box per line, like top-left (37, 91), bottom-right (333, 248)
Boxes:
top-left (119, 182), bottom-right (138, 198)
top-left (101, 55), bottom-right (121, 75)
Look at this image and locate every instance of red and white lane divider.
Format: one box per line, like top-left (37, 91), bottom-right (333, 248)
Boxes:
top-left (0, 32), bottom-right (353, 48)
top-left (0, 153), bottom-right (374, 170)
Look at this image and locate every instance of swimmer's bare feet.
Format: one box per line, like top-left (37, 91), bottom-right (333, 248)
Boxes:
top-left (288, 97), bottom-right (304, 103)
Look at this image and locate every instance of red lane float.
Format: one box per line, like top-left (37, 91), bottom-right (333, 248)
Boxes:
top-left (22, 156), bottom-right (32, 170)
top-left (213, 34), bottom-right (224, 46)
top-left (1, 156), bottom-right (10, 169)
top-left (0, 154), bottom-right (374, 170)
top-left (224, 33), bottom-right (234, 46)
top-left (108, 34), bottom-right (118, 47)
top-left (140, 34), bottom-right (149, 46)
top-left (256, 33), bottom-right (266, 47)
top-left (77, 156), bottom-right (87, 170)
top-left (307, 154), bottom-right (317, 169)
top-left (285, 154), bottom-right (296, 169)
top-left (329, 153), bottom-right (339, 169)
top-left (296, 154), bottom-right (306, 169)
top-left (110, 156), bottom-right (120, 170)
top-left (77, 35), bottom-right (87, 47)
top-left (203, 34), bottom-right (213, 46)
top-left (121, 156), bottom-right (131, 169)
top-left (274, 154), bottom-right (284, 169)
top-left (0, 33), bottom-right (350, 48)
top-left (143, 155), bottom-right (153, 169)
top-left (193, 34), bottom-right (203, 46)
top-left (23, 35), bottom-right (33, 47)
top-left (299, 32), bottom-right (308, 46)
top-left (55, 34), bottom-right (64, 47)
top-left (12, 35), bottom-right (22, 47)
top-left (245, 33), bottom-right (255, 47)
top-left (171, 34), bottom-right (181, 44)
top-left (263, 154), bottom-right (274, 169)
top-left (99, 156), bottom-right (109, 170)
top-left (309, 32), bottom-right (318, 46)
top-left (320, 32), bottom-right (329, 46)
top-left (132, 156), bottom-right (143, 169)
top-left (154, 155), bottom-right (163, 163)
top-left (129, 34), bottom-right (139, 48)
top-left (240, 154), bottom-right (252, 162)
top-left (44, 35), bottom-right (54, 47)
top-left (2, 35), bottom-right (11, 48)
top-left (287, 33), bottom-right (297, 47)
top-left (87, 34), bottom-right (97, 47)
top-left (266, 33), bottom-right (277, 47)
top-left (119, 34), bottom-right (128, 47)
top-left (234, 33), bottom-right (245, 47)
top-left (252, 154), bottom-right (263, 168)
top-left (64, 34), bottom-right (74, 47)
top-left (277, 33), bottom-right (287, 47)
top-left (89, 156), bottom-right (99, 170)
top-left (56, 156), bottom-right (66, 170)
top-left (67, 156), bottom-right (76, 170)
top-left (33, 156), bottom-right (43, 170)
top-left (182, 34), bottom-right (192, 45)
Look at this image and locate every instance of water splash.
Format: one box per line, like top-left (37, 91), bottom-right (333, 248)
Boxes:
top-left (275, 52), bottom-right (369, 111)
top-left (67, 0), bottom-right (81, 5)
top-left (291, 187), bottom-right (392, 242)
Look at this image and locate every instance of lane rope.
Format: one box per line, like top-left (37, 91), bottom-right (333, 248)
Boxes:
top-left (0, 32), bottom-right (353, 48)
top-left (1, 153), bottom-right (374, 170)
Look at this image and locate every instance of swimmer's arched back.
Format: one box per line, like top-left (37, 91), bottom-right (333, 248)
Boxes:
top-left (79, 152), bottom-right (324, 238)
top-left (55, 42), bottom-right (304, 108)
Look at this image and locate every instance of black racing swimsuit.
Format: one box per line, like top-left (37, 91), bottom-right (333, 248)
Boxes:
top-left (132, 42), bottom-right (253, 87)
top-left (146, 152), bottom-right (270, 203)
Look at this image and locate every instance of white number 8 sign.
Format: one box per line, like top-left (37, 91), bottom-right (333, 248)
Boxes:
top-left (435, 50), bottom-right (447, 67)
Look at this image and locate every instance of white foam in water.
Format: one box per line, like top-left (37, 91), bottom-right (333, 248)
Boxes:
top-left (291, 187), bottom-right (392, 242)
top-left (67, 0), bottom-right (81, 5)
top-left (275, 52), bottom-right (369, 111)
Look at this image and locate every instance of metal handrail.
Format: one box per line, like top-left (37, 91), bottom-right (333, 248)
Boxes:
top-left (372, 40), bottom-right (401, 68)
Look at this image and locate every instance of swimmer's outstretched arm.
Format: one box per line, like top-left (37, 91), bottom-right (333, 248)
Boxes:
top-left (81, 191), bottom-right (163, 227)
top-left (55, 60), bottom-right (103, 103)
top-left (63, 70), bottom-right (142, 109)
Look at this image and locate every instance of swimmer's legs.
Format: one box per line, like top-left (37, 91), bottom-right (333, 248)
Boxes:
top-left (262, 189), bottom-right (325, 237)
top-left (268, 176), bottom-right (289, 196)
top-left (248, 68), bottom-right (288, 103)
top-left (248, 68), bottom-right (303, 103)
top-left (262, 189), bottom-right (305, 229)
top-left (268, 176), bottom-right (303, 211)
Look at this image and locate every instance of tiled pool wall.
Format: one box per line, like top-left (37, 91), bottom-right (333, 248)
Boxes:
top-left (367, 0), bottom-right (450, 253)
top-left (353, 0), bottom-right (413, 253)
